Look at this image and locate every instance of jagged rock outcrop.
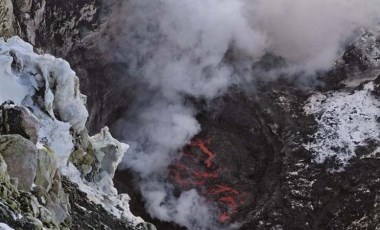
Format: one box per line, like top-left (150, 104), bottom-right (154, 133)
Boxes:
top-left (0, 135), bottom-right (37, 191)
top-left (0, 0), bottom-right (132, 134)
top-left (0, 104), bottom-right (40, 144)
top-left (0, 37), bottom-right (154, 229)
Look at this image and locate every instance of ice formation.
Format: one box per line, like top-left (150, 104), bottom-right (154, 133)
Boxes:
top-left (0, 36), bottom-right (144, 227)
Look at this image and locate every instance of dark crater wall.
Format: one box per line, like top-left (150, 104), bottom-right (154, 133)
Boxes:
top-left (7, 0), bottom-right (380, 229)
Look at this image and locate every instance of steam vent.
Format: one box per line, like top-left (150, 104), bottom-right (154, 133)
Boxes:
top-left (1, 0), bottom-right (380, 230)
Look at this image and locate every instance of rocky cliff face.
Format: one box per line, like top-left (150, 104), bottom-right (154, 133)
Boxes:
top-left (0, 0), bottom-right (131, 134)
top-left (0, 37), bottom-right (154, 230)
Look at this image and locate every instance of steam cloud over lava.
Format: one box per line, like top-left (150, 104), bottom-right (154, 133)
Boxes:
top-left (106, 0), bottom-right (380, 229)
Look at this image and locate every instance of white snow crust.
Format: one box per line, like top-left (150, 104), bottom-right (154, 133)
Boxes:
top-left (304, 82), bottom-right (380, 166)
top-left (0, 36), bottom-right (88, 132)
top-left (0, 223), bottom-right (14, 230)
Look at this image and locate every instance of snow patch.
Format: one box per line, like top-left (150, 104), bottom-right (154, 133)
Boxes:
top-left (0, 39), bottom-right (29, 104)
top-left (90, 127), bottom-right (129, 194)
top-left (59, 127), bottom-right (143, 226)
top-left (61, 163), bottom-right (144, 226)
top-left (0, 223), bottom-right (14, 230)
top-left (36, 109), bottom-right (74, 165)
top-left (304, 83), bottom-right (380, 166)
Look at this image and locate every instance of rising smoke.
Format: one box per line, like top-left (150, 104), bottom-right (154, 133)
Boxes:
top-left (106, 0), bottom-right (380, 229)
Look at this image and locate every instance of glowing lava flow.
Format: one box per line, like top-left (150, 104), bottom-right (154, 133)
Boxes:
top-left (169, 138), bottom-right (247, 223)
top-left (191, 139), bottom-right (215, 168)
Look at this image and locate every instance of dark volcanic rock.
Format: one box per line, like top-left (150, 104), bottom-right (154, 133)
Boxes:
top-left (7, 0), bottom-right (133, 134)
top-left (115, 31), bottom-right (380, 229)
top-left (62, 176), bottom-right (135, 230)
top-left (0, 102), bottom-right (39, 144)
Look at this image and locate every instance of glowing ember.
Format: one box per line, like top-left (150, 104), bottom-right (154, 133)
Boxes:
top-left (169, 138), bottom-right (249, 224)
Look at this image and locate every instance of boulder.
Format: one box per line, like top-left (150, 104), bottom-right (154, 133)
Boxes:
top-left (0, 103), bottom-right (40, 144)
top-left (0, 135), bottom-right (37, 191)
top-left (35, 147), bottom-right (57, 191)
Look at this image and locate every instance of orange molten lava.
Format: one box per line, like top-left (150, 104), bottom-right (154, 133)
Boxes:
top-left (170, 138), bottom-right (248, 224)
top-left (190, 139), bottom-right (215, 168)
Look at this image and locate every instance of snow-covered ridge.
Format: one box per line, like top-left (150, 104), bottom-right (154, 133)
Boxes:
top-left (304, 82), bottom-right (380, 167)
top-left (0, 36), bottom-right (88, 166)
top-left (0, 36), bottom-right (88, 131)
top-left (0, 37), bottom-right (149, 228)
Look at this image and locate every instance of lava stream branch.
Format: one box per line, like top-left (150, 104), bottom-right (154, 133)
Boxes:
top-left (169, 138), bottom-right (250, 223)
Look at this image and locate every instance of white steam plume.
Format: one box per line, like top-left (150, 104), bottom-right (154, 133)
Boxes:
top-left (247, 0), bottom-right (380, 72)
top-left (107, 0), bottom-right (380, 229)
